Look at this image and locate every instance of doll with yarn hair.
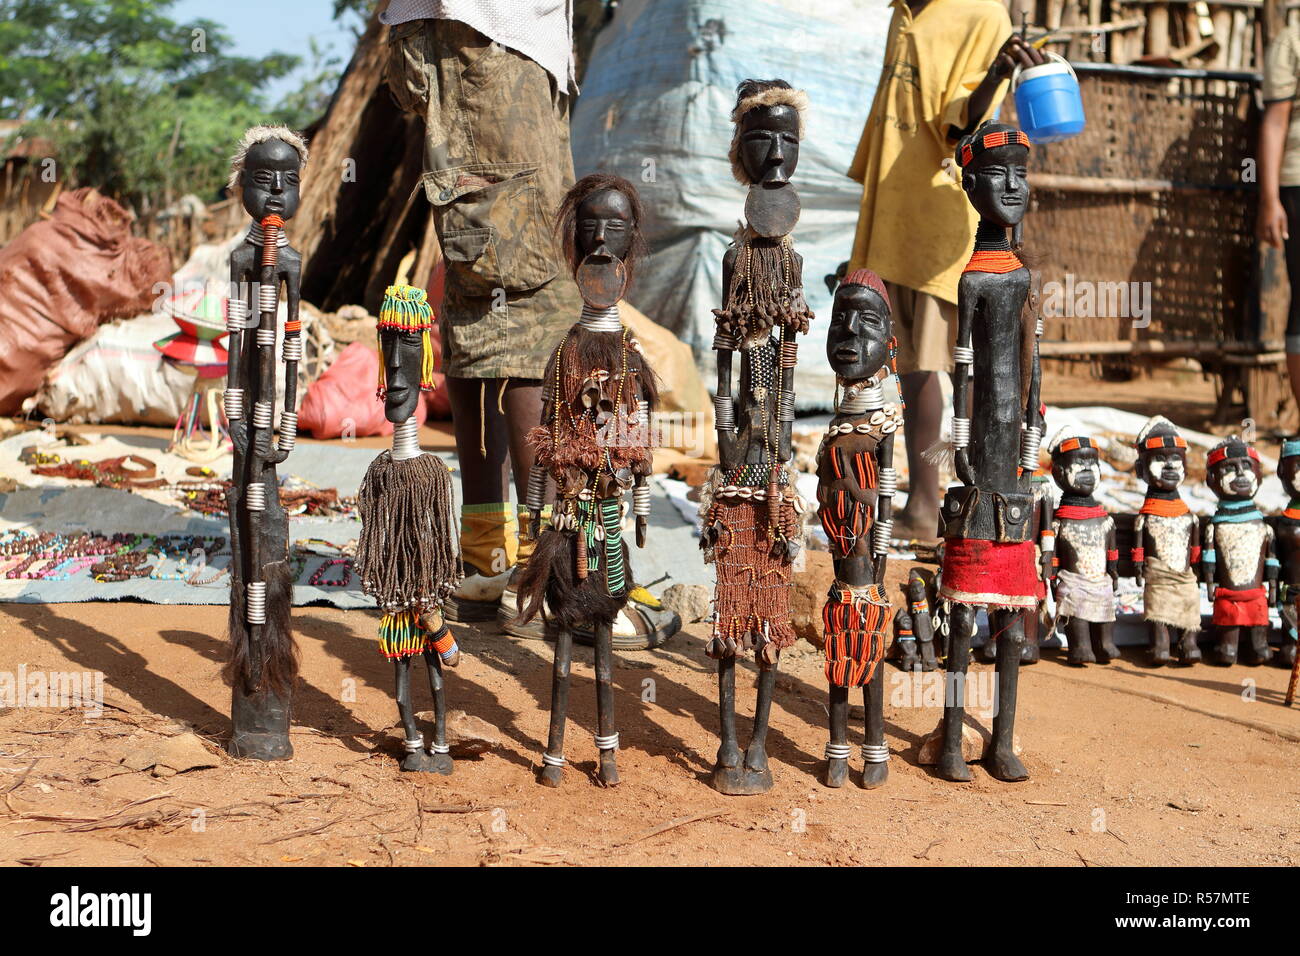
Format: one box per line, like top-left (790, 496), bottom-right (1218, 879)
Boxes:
top-left (355, 285), bottom-right (462, 773)
top-left (517, 174), bottom-right (661, 788)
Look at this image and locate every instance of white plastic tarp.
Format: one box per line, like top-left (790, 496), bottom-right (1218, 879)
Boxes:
top-left (571, 0), bottom-right (890, 405)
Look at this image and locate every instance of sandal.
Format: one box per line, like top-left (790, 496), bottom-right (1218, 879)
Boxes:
top-left (573, 586), bottom-right (681, 650)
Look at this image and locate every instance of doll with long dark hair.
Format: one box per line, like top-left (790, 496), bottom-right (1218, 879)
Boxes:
top-left (517, 174), bottom-right (660, 787)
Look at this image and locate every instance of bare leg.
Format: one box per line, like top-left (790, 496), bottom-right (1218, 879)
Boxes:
top-left (1245, 625), bottom-right (1273, 666)
top-left (1093, 621), bottom-right (1119, 663)
top-left (894, 371), bottom-right (943, 541)
top-left (860, 671), bottom-right (889, 789)
top-left (715, 655), bottom-right (741, 770)
top-left (1173, 626), bottom-right (1202, 664)
top-left (1067, 617), bottom-right (1095, 665)
top-left (986, 609), bottom-right (1029, 781)
top-left (1149, 621), bottom-right (1172, 667)
top-left (593, 621), bottom-right (620, 786)
top-left (937, 603), bottom-right (975, 781)
top-left (823, 684), bottom-right (850, 788)
top-left (1212, 625), bottom-right (1240, 666)
top-left (421, 649), bottom-right (453, 775)
top-left (395, 658), bottom-right (437, 773)
top-left (539, 629), bottom-right (573, 786)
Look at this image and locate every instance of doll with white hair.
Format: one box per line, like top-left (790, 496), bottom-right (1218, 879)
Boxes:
top-left (1203, 436), bottom-right (1276, 666)
top-left (221, 125), bottom-right (309, 760)
top-left (1131, 416), bottom-right (1202, 665)
top-left (1048, 430), bottom-right (1119, 665)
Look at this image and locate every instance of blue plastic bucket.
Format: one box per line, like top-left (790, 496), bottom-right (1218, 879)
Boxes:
top-left (1012, 53), bottom-right (1085, 143)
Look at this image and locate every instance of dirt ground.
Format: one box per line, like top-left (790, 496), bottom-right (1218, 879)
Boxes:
top-left (2, 365), bottom-right (1297, 867)
top-left (1, 587), bottom-right (1298, 868)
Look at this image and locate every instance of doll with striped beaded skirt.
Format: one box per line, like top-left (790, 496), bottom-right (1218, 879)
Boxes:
top-left (517, 174), bottom-right (660, 788)
top-left (221, 127), bottom-right (309, 761)
top-left (814, 269), bottom-right (901, 789)
top-left (933, 123), bottom-right (1050, 783)
top-left (1203, 436), bottom-right (1277, 666)
top-left (354, 285), bottom-right (462, 774)
top-left (1131, 415), bottom-right (1202, 666)
top-left (700, 79), bottom-right (813, 796)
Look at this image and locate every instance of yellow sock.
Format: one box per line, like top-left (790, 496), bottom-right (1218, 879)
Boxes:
top-left (460, 503), bottom-right (518, 577)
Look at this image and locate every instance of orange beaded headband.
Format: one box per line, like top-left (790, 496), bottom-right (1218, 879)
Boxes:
top-left (959, 129), bottom-right (1031, 168)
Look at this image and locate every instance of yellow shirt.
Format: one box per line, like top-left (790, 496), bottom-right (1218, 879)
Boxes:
top-left (847, 0), bottom-right (1011, 304)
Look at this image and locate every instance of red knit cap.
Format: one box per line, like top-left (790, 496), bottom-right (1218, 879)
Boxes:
top-left (840, 269), bottom-right (890, 310)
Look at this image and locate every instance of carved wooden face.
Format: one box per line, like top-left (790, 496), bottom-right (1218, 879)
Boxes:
top-left (380, 329), bottom-right (424, 423)
top-left (1208, 454), bottom-right (1261, 501)
top-left (575, 187), bottom-right (634, 262)
top-left (962, 145), bottom-right (1029, 228)
top-left (826, 285), bottom-right (891, 382)
top-left (1139, 448), bottom-right (1187, 491)
top-left (1051, 447), bottom-right (1100, 496)
top-left (739, 105), bottom-right (800, 184)
top-left (240, 138), bottom-right (302, 223)
top-left (1280, 455), bottom-right (1300, 497)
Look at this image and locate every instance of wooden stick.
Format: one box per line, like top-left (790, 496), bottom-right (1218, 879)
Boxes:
top-left (1287, 597), bottom-right (1300, 706)
top-left (614, 809), bottom-right (729, 847)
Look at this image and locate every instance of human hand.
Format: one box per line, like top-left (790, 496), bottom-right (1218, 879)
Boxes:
top-left (992, 33), bottom-right (1047, 77)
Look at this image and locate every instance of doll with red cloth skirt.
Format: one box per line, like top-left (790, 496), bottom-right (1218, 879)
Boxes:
top-left (814, 268), bottom-right (902, 789)
top-left (1203, 436), bottom-right (1277, 666)
top-left (933, 123), bottom-right (1050, 783)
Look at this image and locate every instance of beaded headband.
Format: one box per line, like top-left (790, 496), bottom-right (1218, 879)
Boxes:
top-left (959, 129), bottom-right (1031, 169)
top-left (1141, 434), bottom-right (1187, 451)
top-left (1206, 441), bottom-right (1259, 466)
top-left (376, 284), bottom-right (436, 395)
top-left (1054, 436), bottom-right (1096, 454)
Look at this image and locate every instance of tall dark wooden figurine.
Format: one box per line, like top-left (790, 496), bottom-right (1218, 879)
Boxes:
top-left (355, 286), bottom-right (462, 773)
top-left (934, 123), bottom-right (1048, 783)
top-left (518, 174), bottom-right (660, 788)
top-left (1203, 436), bottom-right (1276, 666)
top-left (701, 79), bottom-right (813, 796)
top-left (221, 127), bottom-right (308, 760)
top-left (1275, 439), bottom-right (1300, 674)
top-left (1132, 416), bottom-right (1202, 665)
top-left (815, 269), bottom-right (900, 789)
top-left (1048, 431), bottom-right (1119, 665)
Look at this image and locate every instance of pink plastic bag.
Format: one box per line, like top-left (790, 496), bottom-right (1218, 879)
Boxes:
top-left (298, 341), bottom-right (428, 438)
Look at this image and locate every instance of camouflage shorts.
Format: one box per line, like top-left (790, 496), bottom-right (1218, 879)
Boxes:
top-left (385, 18), bottom-right (581, 379)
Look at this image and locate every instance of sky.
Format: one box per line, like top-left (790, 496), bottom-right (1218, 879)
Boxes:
top-left (170, 0), bottom-right (364, 104)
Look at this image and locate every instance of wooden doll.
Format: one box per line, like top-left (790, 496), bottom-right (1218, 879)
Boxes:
top-left (1274, 439), bottom-right (1300, 671)
top-left (517, 174), bottom-right (659, 788)
top-left (933, 123), bottom-right (1049, 783)
top-left (700, 79), bottom-right (813, 796)
top-left (1048, 431), bottom-right (1120, 666)
top-left (892, 568), bottom-right (939, 672)
top-left (815, 269), bottom-right (901, 789)
top-left (355, 285), bottom-right (462, 773)
top-left (221, 126), bottom-right (309, 760)
top-left (1204, 436), bottom-right (1277, 666)
top-left (1131, 415), bottom-right (1202, 666)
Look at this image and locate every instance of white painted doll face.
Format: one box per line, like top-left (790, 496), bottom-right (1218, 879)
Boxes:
top-left (1215, 458), bottom-right (1259, 500)
top-left (1144, 450), bottom-right (1185, 491)
top-left (1053, 449), bottom-right (1100, 496)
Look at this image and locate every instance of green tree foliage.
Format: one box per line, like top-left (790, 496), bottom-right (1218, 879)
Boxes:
top-left (0, 0), bottom-right (318, 214)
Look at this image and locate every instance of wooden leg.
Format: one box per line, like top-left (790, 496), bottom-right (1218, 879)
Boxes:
top-left (593, 621), bottom-right (620, 786)
top-left (938, 603), bottom-right (974, 782)
top-left (539, 629), bottom-right (573, 787)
